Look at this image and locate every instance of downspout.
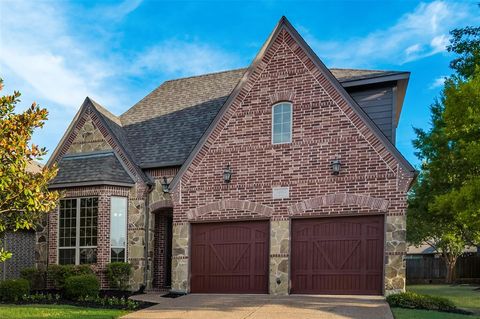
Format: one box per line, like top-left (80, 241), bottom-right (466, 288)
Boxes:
top-left (143, 181), bottom-right (155, 290)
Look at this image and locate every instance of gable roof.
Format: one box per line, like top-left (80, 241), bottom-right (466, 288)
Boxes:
top-left (50, 151), bottom-right (135, 188)
top-left (170, 16), bottom-right (415, 190)
top-left (51, 17), bottom-right (414, 189)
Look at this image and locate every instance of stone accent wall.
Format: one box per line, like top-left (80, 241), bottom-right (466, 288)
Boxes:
top-left (171, 25), bottom-right (414, 295)
top-left (269, 218), bottom-right (290, 295)
top-left (66, 118), bottom-right (111, 154)
top-left (171, 222), bottom-right (189, 292)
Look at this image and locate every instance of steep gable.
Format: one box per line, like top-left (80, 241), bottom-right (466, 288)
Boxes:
top-left (171, 17), bottom-right (415, 193)
top-left (48, 97), bottom-right (149, 185)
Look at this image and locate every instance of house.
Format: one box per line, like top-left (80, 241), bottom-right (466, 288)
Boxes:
top-left (35, 17), bottom-right (415, 295)
top-left (1, 161), bottom-right (44, 280)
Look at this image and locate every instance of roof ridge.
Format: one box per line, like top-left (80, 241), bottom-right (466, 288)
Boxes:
top-left (163, 67), bottom-right (247, 83)
top-left (87, 97), bottom-right (123, 126)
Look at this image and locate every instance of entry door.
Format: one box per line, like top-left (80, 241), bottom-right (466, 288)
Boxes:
top-left (291, 215), bottom-right (384, 295)
top-left (190, 220), bottom-right (269, 293)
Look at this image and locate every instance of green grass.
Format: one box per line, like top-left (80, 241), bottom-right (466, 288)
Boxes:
top-left (0, 304), bottom-right (128, 319)
top-left (391, 284), bottom-right (480, 319)
top-left (408, 285), bottom-right (480, 314)
top-left (392, 308), bottom-right (480, 319)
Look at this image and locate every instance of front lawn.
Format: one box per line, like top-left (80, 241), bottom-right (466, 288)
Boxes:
top-left (391, 284), bottom-right (480, 319)
top-left (408, 285), bottom-right (480, 314)
top-left (0, 304), bottom-right (128, 319)
top-left (392, 308), bottom-right (480, 319)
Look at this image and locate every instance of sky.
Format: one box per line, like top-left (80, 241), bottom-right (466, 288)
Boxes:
top-left (0, 0), bottom-right (479, 167)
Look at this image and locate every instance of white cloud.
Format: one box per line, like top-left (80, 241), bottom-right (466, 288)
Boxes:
top-left (97, 0), bottom-right (144, 21)
top-left (0, 0), bottom-right (121, 111)
top-left (302, 1), bottom-right (480, 68)
top-left (132, 40), bottom-right (241, 77)
top-left (430, 76), bottom-right (447, 89)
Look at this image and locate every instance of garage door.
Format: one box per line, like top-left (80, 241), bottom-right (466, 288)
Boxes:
top-left (190, 220), bottom-right (269, 293)
top-left (291, 215), bottom-right (384, 295)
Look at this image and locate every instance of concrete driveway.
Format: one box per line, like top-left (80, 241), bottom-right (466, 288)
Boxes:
top-left (123, 294), bottom-right (394, 319)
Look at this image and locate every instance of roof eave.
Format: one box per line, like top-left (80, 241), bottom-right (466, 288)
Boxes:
top-left (49, 181), bottom-right (135, 189)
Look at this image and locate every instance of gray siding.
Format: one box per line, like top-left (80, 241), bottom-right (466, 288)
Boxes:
top-left (349, 86), bottom-right (395, 144)
top-left (0, 231), bottom-right (35, 280)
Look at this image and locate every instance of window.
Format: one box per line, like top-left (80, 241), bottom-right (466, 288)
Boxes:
top-left (58, 198), bottom-right (98, 265)
top-left (110, 197), bottom-right (127, 262)
top-left (272, 102), bottom-right (292, 144)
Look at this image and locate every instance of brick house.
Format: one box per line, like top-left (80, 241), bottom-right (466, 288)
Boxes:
top-left (36, 17), bottom-right (415, 295)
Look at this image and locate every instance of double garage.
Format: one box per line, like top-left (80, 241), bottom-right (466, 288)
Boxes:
top-left (190, 215), bottom-right (384, 295)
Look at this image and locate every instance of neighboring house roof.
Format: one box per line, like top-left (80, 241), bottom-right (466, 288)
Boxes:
top-left (408, 244), bottom-right (478, 255)
top-left (50, 152), bottom-right (134, 188)
top-left (26, 161), bottom-right (43, 173)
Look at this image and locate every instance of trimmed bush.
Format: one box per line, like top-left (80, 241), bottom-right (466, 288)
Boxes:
top-left (0, 279), bottom-right (30, 302)
top-left (387, 291), bottom-right (457, 312)
top-left (64, 274), bottom-right (100, 300)
top-left (47, 264), bottom-right (94, 289)
top-left (106, 262), bottom-right (132, 291)
top-left (20, 267), bottom-right (46, 290)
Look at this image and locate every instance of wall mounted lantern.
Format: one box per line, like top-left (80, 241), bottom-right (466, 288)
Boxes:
top-left (223, 164), bottom-right (233, 183)
top-left (330, 159), bottom-right (342, 175)
top-left (161, 176), bottom-right (170, 193)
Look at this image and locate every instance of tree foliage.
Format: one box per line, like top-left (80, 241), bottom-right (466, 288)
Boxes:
top-left (407, 27), bottom-right (480, 283)
top-left (0, 79), bottom-right (59, 261)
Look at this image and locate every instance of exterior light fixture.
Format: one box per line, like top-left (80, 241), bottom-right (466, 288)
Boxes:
top-left (223, 164), bottom-right (233, 183)
top-left (161, 176), bottom-right (170, 193)
top-left (330, 159), bottom-right (342, 175)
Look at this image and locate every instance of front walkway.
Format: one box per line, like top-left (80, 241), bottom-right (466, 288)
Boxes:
top-left (123, 293), bottom-right (394, 319)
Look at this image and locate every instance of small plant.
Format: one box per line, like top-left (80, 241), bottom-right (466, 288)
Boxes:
top-left (0, 278), bottom-right (30, 302)
top-left (21, 292), bottom-right (61, 304)
top-left (64, 274), bottom-right (100, 300)
top-left (387, 291), bottom-right (459, 313)
top-left (20, 267), bottom-right (46, 290)
top-left (47, 264), bottom-right (94, 289)
top-left (106, 262), bottom-right (132, 291)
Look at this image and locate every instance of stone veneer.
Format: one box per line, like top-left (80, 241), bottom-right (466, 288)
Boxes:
top-left (171, 223), bottom-right (189, 292)
top-left (269, 219), bottom-right (290, 295)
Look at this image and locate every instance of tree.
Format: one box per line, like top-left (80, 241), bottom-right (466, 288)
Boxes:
top-left (407, 27), bottom-right (480, 283)
top-left (0, 79), bottom-right (59, 262)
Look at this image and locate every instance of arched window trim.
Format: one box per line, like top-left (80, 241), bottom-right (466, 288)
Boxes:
top-left (271, 101), bottom-right (293, 145)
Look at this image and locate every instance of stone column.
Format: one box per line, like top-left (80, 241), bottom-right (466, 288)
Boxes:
top-left (171, 222), bottom-right (189, 292)
top-left (384, 215), bottom-right (407, 295)
top-left (269, 218), bottom-right (290, 295)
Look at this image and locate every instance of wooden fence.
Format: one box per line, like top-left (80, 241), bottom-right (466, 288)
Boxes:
top-left (406, 254), bottom-right (480, 284)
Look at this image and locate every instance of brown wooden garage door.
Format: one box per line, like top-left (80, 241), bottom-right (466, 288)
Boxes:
top-left (291, 215), bottom-right (384, 295)
top-left (190, 221), bottom-right (269, 293)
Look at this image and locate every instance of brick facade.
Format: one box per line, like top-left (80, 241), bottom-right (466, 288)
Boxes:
top-left (170, 23), bottom-right (413, 295)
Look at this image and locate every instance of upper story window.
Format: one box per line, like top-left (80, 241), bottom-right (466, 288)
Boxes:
top-left (272, 102), bottom-right (292, 144)
top-left (58, 197), bottom-right (98, 265)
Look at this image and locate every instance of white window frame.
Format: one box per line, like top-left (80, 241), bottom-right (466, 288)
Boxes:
top-left (271, 102), bottom-right (293, 145)
top-left (57, 197), bottom-right (98, 265)
top-left (110, 196), bottom-right (128, 263)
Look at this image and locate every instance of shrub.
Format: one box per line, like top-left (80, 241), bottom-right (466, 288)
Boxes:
top-left (47, 264), bottom-right (94, 289)
top-left (0, 279), bottom-right (30, 302)
top-left (387, 291), bottom-right (457, 312)
top-left (106, 262), bottom-right (132, 291)
top-left (64, 274), bottom-right (99, 300)
top-left (20, 267), bottom-right (46, 290)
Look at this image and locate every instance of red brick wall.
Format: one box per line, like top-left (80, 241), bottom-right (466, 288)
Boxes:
top-left (47, 186), bottom-right (130, 288)
top-left (172, 28), bottom-right (412, 226)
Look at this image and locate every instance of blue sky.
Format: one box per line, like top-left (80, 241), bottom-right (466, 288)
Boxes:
top-left (1, 0), bottom-right (479, 166)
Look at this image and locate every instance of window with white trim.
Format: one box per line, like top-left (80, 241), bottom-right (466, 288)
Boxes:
top-left (58, 198), bottom-right (98, 265)
top-left (110, 197), bottom-right (127, 262)
top-left (272, 102), bottom-right (292, 144)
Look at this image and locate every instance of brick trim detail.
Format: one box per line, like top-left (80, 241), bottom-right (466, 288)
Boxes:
top-left (186, 200), bottom-right (274, 220)
top-left (150, 200), bottom-right (174, 212)
top-left (288, 193), bottom-right (390, 215)
top-left (269, 90), bottom-right (295, 104)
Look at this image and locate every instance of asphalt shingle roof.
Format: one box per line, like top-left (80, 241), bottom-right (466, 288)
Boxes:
top-left (50, 152), bottom-right (134, 187)
top-left (62, 67), bottom-right (406, 173)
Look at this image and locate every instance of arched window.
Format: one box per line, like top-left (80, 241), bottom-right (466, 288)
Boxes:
top-left (272, 102), bottom-right (292, 144)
